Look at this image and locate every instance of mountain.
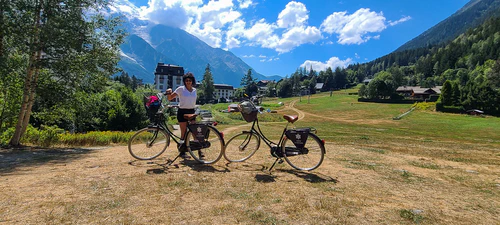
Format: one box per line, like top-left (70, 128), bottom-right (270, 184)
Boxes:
top-left (118, 24), bottom-right (281, 87)
top-left (395, 0), bottom-right (500, 52)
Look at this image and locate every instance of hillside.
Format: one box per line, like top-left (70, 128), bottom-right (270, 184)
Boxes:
top-left (396, 0), bottom-right (500, 52)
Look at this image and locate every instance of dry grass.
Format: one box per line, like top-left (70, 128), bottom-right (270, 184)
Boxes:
top-left (1, 96), bottom-right (499, 224)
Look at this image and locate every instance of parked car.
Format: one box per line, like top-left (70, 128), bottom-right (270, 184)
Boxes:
top-left (200, 111), bottom-right (215, 122)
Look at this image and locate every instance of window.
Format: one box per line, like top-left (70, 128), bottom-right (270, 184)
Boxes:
top-left (176, 76), bottom-right (181, 85)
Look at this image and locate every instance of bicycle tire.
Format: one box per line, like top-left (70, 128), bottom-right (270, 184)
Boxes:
top-left (223, 132), bottom-right (260, 162)
top-left (128, 127), bottom-right (170, 160)
top-left (186, 125), bottom-right (224, 164)
top-left (282, 132), bottom-right (324, 171)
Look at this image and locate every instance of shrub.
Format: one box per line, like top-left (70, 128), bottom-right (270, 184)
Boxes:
top-left (39, 125), bottom-right (64, 147)
top-left (0, 127), bottom-right (15, 147)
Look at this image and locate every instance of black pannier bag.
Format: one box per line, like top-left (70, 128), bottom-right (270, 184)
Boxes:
top-left (238, 101), bottom-right (258, 122)
top-left (285, 128), bottom-right (310, 153)
top-left (188, 124), bottom-right (211, 150)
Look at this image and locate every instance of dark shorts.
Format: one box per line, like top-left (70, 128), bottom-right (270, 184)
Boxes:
top-left (177, 108), bottom-right (195, 122)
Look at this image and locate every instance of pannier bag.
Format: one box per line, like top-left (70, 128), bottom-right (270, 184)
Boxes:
top-left (285, 128), bottom-right (310, 149)
top-left (188, 124), bottom-right (211, 150)
top-left (238, 101), bottom-right (258, 122)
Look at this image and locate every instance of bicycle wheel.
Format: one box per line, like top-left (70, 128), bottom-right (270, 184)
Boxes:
top-left (186, 125), bottom-right (224, 164)
top-left (282, 132), bottom-right (325, 171)
top-left (223, 132), bottom-right (260, 162)
top-left (128, 127), bottom-right (170, 160)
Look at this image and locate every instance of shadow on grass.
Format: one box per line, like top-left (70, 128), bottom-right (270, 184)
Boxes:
top-left (131, 157), bottom-right (230, 174)
top-left (279, 169), bottom-right (338, 183)
top-left (255, 173), bottom-right (276, 183)
top-left (0, 146), bottom-right (105, 175)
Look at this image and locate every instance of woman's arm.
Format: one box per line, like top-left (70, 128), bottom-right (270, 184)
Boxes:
top-left (165, 88), bottom-right (178, 101)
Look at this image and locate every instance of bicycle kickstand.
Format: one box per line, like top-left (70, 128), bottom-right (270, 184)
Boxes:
top-left (165, 154), bottom-right (181, 167)
top-left (268, 158), bottom-right (284, 171)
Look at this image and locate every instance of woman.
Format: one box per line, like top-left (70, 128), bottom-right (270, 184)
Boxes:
top-left (165, 72), bottom-right (202, 159)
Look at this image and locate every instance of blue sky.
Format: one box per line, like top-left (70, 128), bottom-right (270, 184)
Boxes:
top-left (112, 0), bottom-right (470, 77)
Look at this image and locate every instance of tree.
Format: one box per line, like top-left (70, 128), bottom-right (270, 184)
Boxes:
top-left (277, 78), bottom-right (293, 98)
top-left (441, 80), bottom-right (453, 106)
top-left (200, 64), bottom-right (215, 104)
top-left (358, 84), bottom-right (367, 98)
top-left (241, 69), bottom-right (258, 96)
top-left (7, 0), bottom-right (125, 146)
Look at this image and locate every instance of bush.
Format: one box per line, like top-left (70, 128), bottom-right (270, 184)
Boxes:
top-left (0, 127), bottom-right (15, 147)
top-left (38, 125), bottom-right (64, 147)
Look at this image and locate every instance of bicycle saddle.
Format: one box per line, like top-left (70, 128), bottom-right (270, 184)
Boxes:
top-left (183, 114), bottom-right (198, 121)
top-left (283, 115), bottom-right (298, 123)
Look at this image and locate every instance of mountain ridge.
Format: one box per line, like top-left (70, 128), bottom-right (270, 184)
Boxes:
top-left (118, 24), bottom-right (282, 87)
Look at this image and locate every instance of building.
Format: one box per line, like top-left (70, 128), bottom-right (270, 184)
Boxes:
top-left (214, 84), bottom-right (234, 101)
top-left (257, 80), bottom-right (275, 96)
top-left (315, 83), bottom-right (324, 92)
top-left (154, 63), bottom-right (184, 92)
top-left (396, 86), bottom-right (442, 99)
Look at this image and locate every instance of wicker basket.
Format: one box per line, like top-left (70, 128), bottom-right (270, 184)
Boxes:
top-left (239, 101), bottom-right (258, 122)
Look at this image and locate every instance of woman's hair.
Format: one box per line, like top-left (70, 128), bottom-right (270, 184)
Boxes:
top-left (183, 72), bottom-right (196, 86)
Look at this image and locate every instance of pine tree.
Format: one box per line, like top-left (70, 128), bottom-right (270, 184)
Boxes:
top-left (201, 64), bottom-right (215, 103)
top-left (241, 69), bottom-right (257, 96)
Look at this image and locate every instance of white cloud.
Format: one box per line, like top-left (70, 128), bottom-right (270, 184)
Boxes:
top-left (117, 1), bottom-right (404, 53)
top-left (389, 16), bottom-right (412, 26)
top-left (242, 54), bottom-right (255, 58)
top-left (259, 55), bottom-right (267, 58)
top-left (225, 19), bottom-right (246, 48)
top-left (300, 57), bottom-right (353, 71)
top-left (237, 0), bottom-right (254, 9)
top-left (139, 0), bottom-right (196, 29)
top-left (243, 19), bottom-right (280, 49)
top-left (277, 1), bottom-right (309, 28)
top-left (276, 26), bottom-right (321, 53)
top-left (320, 8), bottom-right (387, 45)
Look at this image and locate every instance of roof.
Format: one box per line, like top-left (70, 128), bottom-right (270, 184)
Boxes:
top-left (315, 83), bottom-right (324, 89)
top-left (466, 109), bottom-right (484, 114)
top-left (396, 86), bottom-right (441, 95)
top-left (154, 63), bottom-right (184, 76)
top-left (214, 84), bottom-right (234, 90)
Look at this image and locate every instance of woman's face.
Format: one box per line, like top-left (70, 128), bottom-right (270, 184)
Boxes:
top-left (184, 78), bottom-right (193, 87)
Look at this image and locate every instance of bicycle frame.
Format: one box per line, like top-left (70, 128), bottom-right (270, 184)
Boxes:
top-left (240, 117), bottom-right (295, 171)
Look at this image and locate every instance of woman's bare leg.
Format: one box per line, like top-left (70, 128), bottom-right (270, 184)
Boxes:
top-left (179, 122), bottom-right (187, 139)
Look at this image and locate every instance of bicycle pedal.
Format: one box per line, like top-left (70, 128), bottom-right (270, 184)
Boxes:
top-left (278, 159), bottom-right (284, 164)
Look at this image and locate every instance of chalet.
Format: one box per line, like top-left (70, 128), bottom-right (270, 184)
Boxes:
top-left (315, 83), bottom-right (324, 92)
top-left (257, 80), bottom-right (275, 96)
top-left (257, 80), bottom-right (273, 87)
top-left (396, 86), bottom-right (442, 99)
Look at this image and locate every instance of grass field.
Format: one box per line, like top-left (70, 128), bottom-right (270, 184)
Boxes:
top-left (1, 91), bottom-right (498, 224)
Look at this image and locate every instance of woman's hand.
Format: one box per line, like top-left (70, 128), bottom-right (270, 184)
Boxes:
top-left (165, 88), bottom-right (173, 95)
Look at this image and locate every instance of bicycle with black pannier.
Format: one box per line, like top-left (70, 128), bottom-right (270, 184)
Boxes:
top-left (223, 100), bottom-right (325, 171)
top-left (128, 93), bottom-right (224, 165)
